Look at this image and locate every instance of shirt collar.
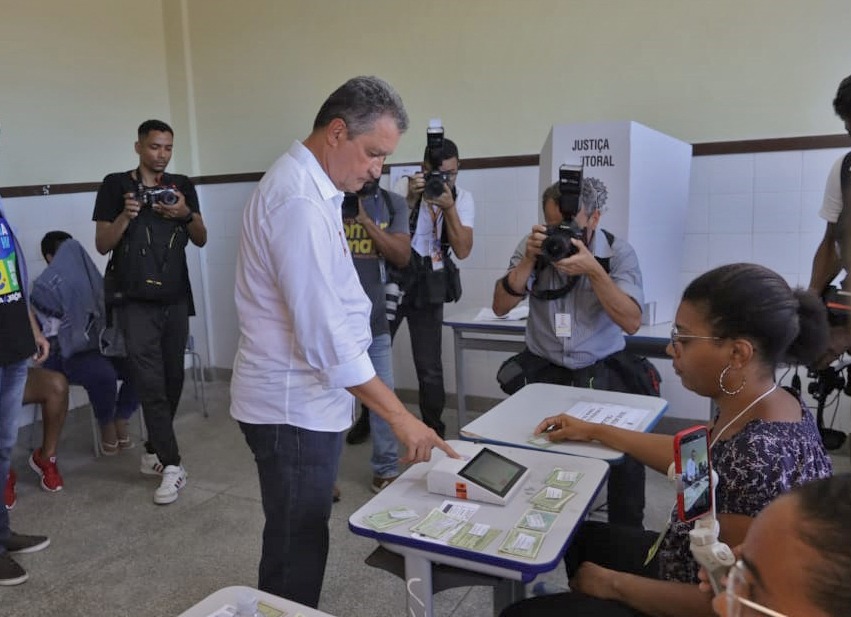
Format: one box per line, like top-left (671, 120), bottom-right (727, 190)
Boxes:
top-left (288, 140), bottom-right (344, 206)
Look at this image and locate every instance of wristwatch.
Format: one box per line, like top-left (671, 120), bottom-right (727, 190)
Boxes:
top-left (180, 212), bottom-right (194, 225)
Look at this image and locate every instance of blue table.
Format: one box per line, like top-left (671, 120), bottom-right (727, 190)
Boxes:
top-left (459, 383), bottom-right (668, 462)
top-left (348, 440), bottom-right (609, 617)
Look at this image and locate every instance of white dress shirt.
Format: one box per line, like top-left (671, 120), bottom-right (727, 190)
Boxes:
top-left (230, 140), bottom-right (375, 430)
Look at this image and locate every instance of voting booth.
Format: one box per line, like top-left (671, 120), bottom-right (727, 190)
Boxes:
top-left (539, 121), bottom-right (691, 324)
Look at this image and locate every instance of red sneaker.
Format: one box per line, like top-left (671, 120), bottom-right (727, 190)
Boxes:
top-left (28, 449), bottom-right (64, 492)
top-left (4, 469), bottom-right (16, 510)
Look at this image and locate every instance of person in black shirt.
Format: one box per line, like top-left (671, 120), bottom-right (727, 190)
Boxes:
top-left (92, 119), bottom-right (207, 506)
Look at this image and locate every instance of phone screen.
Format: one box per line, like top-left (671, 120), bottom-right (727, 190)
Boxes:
top-left (674, 426), bottom-right (712, 522)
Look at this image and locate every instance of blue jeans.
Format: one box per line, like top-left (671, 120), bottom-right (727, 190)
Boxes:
top-left (44, 351), bottom-right (138, 426)
top-left (367, 333), bottom-right (399, 479)
top-left (239, 421), bottom-right (344, 608)
top-left (0, 360), bottom-right (28, 553)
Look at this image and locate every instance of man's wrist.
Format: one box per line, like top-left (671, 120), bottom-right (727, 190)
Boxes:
top-left (501, 273), bottom-right (526, 297)
top-left (181, 211), bottom-right (195, 225)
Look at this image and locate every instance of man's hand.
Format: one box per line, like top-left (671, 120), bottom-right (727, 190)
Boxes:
top-left (32, 331), bottom-right (49, 365)
top-left (524, 225), bottom-right (548, 261)
top-left (389, 413), bottom-right (460, 463)
top-left (406, 172), bottom-right (426, 203)
top-left (122, 192), bottom-right (142, 221)
top-left (430, 183), bottom-right (455, 211)
top-left (552, 238), bottom-right (603, 278)
top-left (534, 414), bottom-right (597, 442)
top-left (151, 189), bottom-right (192, 221)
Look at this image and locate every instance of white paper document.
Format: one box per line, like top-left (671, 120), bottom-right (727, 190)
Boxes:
top-left (566, 401), bottom-right (651, 431)
top-left (474, 305), bottom-right (529, 322)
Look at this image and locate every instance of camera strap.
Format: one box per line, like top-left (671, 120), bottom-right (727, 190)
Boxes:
top-left (529, 229), bottom-right (615, 301)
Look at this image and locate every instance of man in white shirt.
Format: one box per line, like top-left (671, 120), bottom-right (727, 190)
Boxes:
top-left (809, 73), bottom-right (851, 362)
top-left (230, 76), bottom-right (456, 608)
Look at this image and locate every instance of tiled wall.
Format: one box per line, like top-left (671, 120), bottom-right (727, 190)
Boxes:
top-left (4, 147), bottom-right (850, 431)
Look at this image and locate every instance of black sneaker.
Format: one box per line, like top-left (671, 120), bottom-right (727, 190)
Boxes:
top-left (4, 532), bottom-right (50, 554)
top-left (345, 411), bottom-right (371, 445)
top-left (0, 553), bottom-right (27, 586)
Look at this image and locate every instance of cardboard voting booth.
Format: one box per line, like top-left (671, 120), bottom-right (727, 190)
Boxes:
top-left (540, 121), bottom-right (691, 324)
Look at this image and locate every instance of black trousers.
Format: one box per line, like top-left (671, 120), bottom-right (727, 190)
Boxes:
top-left (390, 300), bottom-right (446, 437)
top-left (120, 300), bottom-right (188, 466)
top-left (501, 522), bottom-right (660, 617)
top-left (528, 353), bottom-right (648, 528)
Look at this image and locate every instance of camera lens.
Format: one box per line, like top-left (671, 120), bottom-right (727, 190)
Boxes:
top-left (541, 235), bottom-right (575, 262)
top-left (159, 190), bottom-right (179, 206)
top-left (423, 174), bottom-right (445, 200)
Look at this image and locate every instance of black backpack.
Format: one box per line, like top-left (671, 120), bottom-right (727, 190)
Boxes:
top-left (105, 172), bottom-right (189, 304)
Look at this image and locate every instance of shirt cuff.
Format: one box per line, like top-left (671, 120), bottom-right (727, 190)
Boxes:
top-left (321, 349), bottom-right (376, 389)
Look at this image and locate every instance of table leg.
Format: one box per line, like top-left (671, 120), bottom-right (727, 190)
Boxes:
top-left (492, 579), bottom-right (525, 616)
top-left (453, 329), bottom-right (468, 429)
top-left (404, 553), bottom-right (434, 617)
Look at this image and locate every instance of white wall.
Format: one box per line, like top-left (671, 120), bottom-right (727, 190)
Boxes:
top-left (3, 0), bottom-right (851, 186)
top-left (6, 146), bottom-right (850, 434)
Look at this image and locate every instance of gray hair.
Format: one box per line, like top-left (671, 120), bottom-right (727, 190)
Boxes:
top-left (312, 76), bottom-right (409, 138)
top-left (541, 179), bottom-right (607, 218)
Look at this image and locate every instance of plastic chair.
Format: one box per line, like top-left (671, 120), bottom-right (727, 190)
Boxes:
top-left (185, 335), bottom-right (208, 418)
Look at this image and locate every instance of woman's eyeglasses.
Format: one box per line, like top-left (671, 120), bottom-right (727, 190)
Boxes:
top-left (726, 560), bottom-right (788, 617)
top-left (669, 325), bottom-right (722, 347)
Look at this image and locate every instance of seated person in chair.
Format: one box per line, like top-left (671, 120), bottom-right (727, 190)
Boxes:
top-left (501, 263), bottom-right (833, 617)
top-left (30, 232), bottom-right (138, 458)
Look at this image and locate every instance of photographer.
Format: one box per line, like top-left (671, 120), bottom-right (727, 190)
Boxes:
top-left (492, 180), bottom-right (651, 528)
top-left (388, 134), bottom-right (474, 438)
top-left (93, 119), bottom-right (207, 506)
top-left (808, 73), bottom-right (851, 365)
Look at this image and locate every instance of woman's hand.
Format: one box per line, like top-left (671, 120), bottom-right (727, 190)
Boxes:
top-left (571, 562), bottom-right (620, 601)
top-left (534, 414), bottom-right (598, 442)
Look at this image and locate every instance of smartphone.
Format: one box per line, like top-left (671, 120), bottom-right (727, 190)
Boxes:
top-left (673, 425), bottom-right (712, 522)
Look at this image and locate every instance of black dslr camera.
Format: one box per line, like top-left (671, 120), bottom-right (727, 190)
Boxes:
top-left (423, 120), bottom-right (451, 200)
top-left (342, 182), bottom-right (380, 219)
top-left (540, 164), bottom-right (584, 263)
top-left (139, 186), bottom-right (179, 207)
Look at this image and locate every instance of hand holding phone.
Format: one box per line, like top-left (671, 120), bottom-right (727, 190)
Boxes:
top-left (673, 426), bottom-right (712, 522)
top-left (673, 426), bottom-right (735, 594)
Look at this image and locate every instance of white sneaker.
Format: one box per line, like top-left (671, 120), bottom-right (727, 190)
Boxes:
top-left (153, 465), bottom-right (187, 505)
top-left (140, 452), bottom-right (164, 476)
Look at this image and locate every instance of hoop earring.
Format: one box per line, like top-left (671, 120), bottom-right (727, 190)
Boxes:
top-left (719, 365), bottom-right (746, 396)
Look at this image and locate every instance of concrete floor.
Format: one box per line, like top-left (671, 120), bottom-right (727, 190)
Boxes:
top-left (5, 380), bottom-right (850, 617)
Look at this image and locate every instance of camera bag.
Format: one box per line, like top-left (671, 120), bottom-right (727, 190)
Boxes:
top-left (389, 196), bottom-right (463, 307)
top-left (105, 172), bottom-right (189, 304)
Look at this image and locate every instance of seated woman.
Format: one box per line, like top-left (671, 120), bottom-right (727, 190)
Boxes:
top-left (710, 473), bottom-right (851, 617)
top-left (502, 263), bottom-right (833, 617)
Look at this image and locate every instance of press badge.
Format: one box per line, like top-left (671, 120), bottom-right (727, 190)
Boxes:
top-left (554, 313), bottom-right (571, 338)
top-left (431, 246), bottom-right (445, 271)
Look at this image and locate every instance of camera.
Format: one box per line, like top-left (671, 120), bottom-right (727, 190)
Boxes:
top-left (422, 118), bottom-right (450, 201)
top-left (540, 219), bottom-right (585, 263)
top-left (342, 192), bottom-right (359, 219)
top-left (539, 164), bottom-right (584, 263)
top-left (423, 170), bottom-right (451, 200)
top-left (139, 186), bottom-right (179, 207)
